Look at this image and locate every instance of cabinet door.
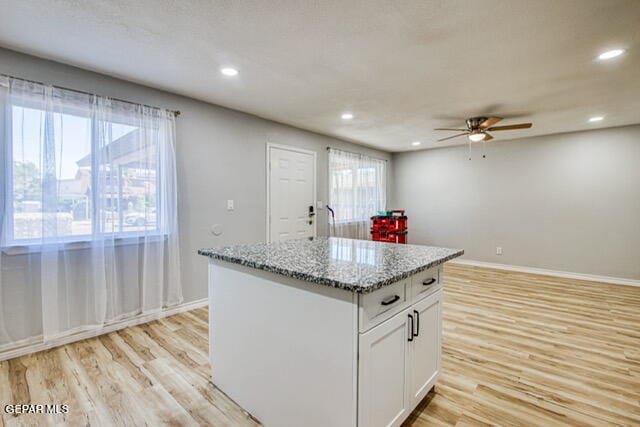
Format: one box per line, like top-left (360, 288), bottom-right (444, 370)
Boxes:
top-left (358, 308), bottom-right (411, 427)
top-left (408, 290), bottom-right (442, 407)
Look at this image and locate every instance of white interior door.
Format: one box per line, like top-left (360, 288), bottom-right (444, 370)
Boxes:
top-left (268, 144), bottom-right (316, 242)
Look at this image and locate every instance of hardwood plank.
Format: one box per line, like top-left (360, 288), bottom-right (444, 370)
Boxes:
top-left (189, 307), bottom-right (209, 324)
top-left (7, 358), bottom-right (30, 404)
top-left (97, 334), bottom-right (154, 389)
top-left (1, 264), bottom-right (638, 426)
top-left (115, 327), bottom-right (154, 362)
top-left (404, 264), bottom-right (640, 426)
top-left (143, 357), bottom-right (238, 426)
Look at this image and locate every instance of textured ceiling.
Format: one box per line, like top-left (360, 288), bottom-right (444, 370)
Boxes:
top-left (1, 0), bottom-right (639, 152)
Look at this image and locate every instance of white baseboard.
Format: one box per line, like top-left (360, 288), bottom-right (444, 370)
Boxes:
top-left (449, 259), bottom-right (640, 287)
top-left (0, 298), bottom-right (209, 362)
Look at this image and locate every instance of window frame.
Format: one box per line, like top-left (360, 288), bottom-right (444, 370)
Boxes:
top-left (2, 98), bottom-right (166, 248)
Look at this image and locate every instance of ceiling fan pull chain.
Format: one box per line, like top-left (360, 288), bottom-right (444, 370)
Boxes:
top-left (468, 141), bottom-right (472, 160)
top-left (482, 140), bottom-right (486, 159)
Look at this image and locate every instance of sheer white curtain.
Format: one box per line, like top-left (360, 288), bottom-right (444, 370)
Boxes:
top-left (0, 76), bottom-right (182, 351)
top-left (328, 148), bottom-right (387, 240)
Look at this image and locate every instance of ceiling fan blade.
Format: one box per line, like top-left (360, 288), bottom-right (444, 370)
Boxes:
top-left (483, 132), bottom-right (494, 141)
top-left (487, 123), bottom-right (532, 131)
top-left (479, 117), bottom-right (502, 128)
top-left (437, 133), bottom-right (468, 142)
top-left (434, 128), bottom-right (468, 131)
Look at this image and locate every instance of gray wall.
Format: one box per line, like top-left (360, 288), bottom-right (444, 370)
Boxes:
top-left (0, 47), bottom-right (391, 303)
top-left (392, 125), bottom-right (640, 280)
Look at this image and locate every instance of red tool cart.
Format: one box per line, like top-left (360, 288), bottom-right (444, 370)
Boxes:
top-left (371, 210), bottom-right (408, 244)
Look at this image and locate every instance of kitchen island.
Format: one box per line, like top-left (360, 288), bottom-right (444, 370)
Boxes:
top-left (199, 237), bottom-right (463, 427)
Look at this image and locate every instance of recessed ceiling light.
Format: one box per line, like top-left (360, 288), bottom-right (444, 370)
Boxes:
top-left (589, 116), bottom-right (604, 122)
top-left (411, 141), bottom-right (421, 146)
top-left (597, 49), bottom-right (625, 61)
top-left (220, 67), bottom-right (239, 76)
top-left (341, 113), bottom-right (354, 120)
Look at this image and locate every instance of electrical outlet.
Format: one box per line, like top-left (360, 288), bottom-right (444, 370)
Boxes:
top-left (496, 246), bottom-right (503, 255)
top-left (227, 200), bottom-right (234, 211)
top-left (211, 224), bottom-right (223, 236)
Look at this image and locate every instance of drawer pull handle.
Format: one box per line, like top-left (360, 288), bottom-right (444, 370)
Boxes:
top-left (408, 314), bottom-right (414, 342)
top-left (422, 278), bottom-right (437, 286)
top-left (413, 309), bottom-right (420, 337)
top-left (381, 295), bottom-right (400, 306)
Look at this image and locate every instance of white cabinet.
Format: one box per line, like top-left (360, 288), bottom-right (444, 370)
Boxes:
top-left (407, 291), bottom-right (442, 407)
top-left (358, 307), bottom-right (411, 427)
top-left (409, 266), bottom-right (440, 301)
top-left (359, 278), bottom-right (409, 332)
top-left (209, 261), bottom-right (446, 427)
top-left (358, 288), bottom-right (443, 427)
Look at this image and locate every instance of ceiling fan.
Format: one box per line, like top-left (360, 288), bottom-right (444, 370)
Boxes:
top-left (435, 117), bottom-right (532, 142)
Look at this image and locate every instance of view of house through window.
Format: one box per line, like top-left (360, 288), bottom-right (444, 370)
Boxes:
top-left (328, 148), bottom-right (386, 239)
top-left (8, 105), bottom-right (159, 243)
top-left (328, 149), bottom-right (387, 223)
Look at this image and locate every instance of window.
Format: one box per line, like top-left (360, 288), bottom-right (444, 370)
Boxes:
top-left (328, 148), bottom-right (387, 224)
top-left (2, 85), bottom-right (171, 246)
top-left (0, 77), bottom-right (182, 346)
top-left (10, 106), bottom-right (93, 240)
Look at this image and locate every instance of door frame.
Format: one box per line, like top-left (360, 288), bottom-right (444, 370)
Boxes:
top-left (266, 143), bottom-right (318, 243)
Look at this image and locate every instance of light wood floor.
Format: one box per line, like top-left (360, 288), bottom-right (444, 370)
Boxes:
top-left (1, 264), bottom-right (639, 426)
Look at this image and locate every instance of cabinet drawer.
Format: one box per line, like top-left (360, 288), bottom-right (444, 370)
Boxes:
top-left (410, 267), bottom-right (441, 302)
top-left (359, 278), bottom-right (409, 332)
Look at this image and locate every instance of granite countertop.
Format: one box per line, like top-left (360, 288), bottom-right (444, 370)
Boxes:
top-left (198, 237), bottom-right (463, 294)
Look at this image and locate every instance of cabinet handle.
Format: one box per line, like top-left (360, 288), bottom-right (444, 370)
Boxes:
top-left (408, 314), bottom-right (414, 342)
top-left (413, 310), bottom-right (420, 337)
top-left (422, 278), bottom-right (436, 286)
top-left (381, 295), bottom-right (400, 306)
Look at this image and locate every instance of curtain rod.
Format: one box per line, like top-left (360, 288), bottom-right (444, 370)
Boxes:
top-left (326, 146), bottom-right (388, 162)
top-left (0, 73), bottom-right (181, 117)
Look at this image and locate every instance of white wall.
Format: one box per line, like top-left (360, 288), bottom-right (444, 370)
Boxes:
top-left (392, 125), bottom-right (640, 280)
top-left (0, 47), bottom-right (391, 305)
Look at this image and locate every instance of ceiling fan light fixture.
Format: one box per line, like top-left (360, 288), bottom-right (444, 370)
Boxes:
top-left (468, 132), bottom-right (486, 142)
top-left (597, 49), bottom-right (625, 61)
top-left (434, 117), bottom-right (532, 143)
top-left (220, 67), bottom-right (239, 76)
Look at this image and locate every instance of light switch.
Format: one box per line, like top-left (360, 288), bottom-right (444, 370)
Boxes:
top-left (227, 200), bottom-right (234, 211)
